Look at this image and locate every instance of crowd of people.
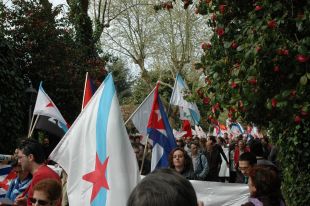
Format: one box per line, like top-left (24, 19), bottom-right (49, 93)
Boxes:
top-left (0, 132), bottom-right (285, 206)
top-left (131, 133), bottom-right (285, 206)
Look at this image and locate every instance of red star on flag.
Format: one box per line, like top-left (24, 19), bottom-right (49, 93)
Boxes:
top-left (46, 101), bottom-right (54, 107)
top-left (82, 154), bottom-right (109, 202)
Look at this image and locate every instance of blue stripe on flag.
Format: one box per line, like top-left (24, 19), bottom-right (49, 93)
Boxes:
top-left (0, 166), bottom-right (12, 176)
top-left (93, 74), bottom-right (115, 205)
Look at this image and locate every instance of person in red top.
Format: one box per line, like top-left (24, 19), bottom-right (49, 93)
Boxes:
top-left (15, 139), bottom-right (60, 206)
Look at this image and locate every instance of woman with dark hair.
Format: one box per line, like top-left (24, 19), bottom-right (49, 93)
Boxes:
top-left (242, 165), bottom-right (285, 206)
top-left (127, 168), bottom-right (203, 206)
top-left (30, 179), bottom-right (62, 206)
top-left (169, 148), bottom-right (196, 180)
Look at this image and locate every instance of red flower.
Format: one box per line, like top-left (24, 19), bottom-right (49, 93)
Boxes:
top-left (273, 65), bottom-right (280, 72)
top-left (216, 27), bottom-right (225, 37)
top-left (267, 19), bottom-right (277, 29)
top-left (211, 13), bottom-right (216, 21)
top-left (277, 49), bottom-right (289, 56)
top-left (290, 90), bottom-right (297, 97)
top-left (248, 78), bottom-right (257, 85)
top-left (255, 5), bottom-right (263, 11)
top-left (231, 41), bottom-right (238, 49)
top-left (201, 42), bottom-right (211, 50)
top-left (271, 98), bottom-right (277, 108)
top-left (231, 82), bottom-right (237, 88)
top-left (256, 46), bottom-right (262, 52)
top-left (219, 4), bottom-right (226, 14)
top-left (295, 54), bottom-right (309, 63)
top-left (294, 115), bottom-right (301, 124)
top-left (203, 97), bottom-right (210, 105)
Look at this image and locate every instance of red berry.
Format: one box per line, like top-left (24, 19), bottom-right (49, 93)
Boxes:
top-left (256, 46), bottom-right (261, 52)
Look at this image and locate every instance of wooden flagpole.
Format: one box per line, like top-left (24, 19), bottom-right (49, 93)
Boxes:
top-left (140, 135), bottom-right (149, 175)
top-left (81, 72), bottom-right (89, 112)
top-left (124, 86), bottom-right (156, 126)
top-left (28, 115), bottom-right (40, 138)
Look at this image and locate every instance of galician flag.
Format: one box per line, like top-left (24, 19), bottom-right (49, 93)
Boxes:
top-left (32, 82), bottom-right (68, 136)
top-left (170, 74), bottom-right (200, 124)
top-left (49, 74), bottom-right (140, 206)
top-left (147, 83), bottom-right (177, 171)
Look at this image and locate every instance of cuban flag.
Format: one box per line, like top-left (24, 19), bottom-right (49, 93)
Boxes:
top-left (32, 82), bottom-right (69, 137)
top-left (49, 73), bottom-right (140, 206)
top-left (170, 74), bottom-right (200, 125)
top-left (0, 165), bottom-right (16, 198)
top-left (82, 72), bottom-right (97, 109)
top-left (147, 83), bottom-right (177, 171)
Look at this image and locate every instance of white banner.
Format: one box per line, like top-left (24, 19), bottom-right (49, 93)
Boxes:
top-left (191, 180), bottom-right (249, 206)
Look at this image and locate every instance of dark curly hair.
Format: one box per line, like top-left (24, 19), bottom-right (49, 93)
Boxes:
top-left (168, 147), bottom-right (192, 171)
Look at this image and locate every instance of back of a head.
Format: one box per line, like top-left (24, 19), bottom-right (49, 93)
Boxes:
top-left (18, 138), bottom-right (45, 164)
top-left (249, 139), bottom-right (264, 157)
top-left (33, 179), bottom-right (62, 202)
top-left (127, 168), bottom-right (197, 206)
top-left (248, 165), bottom-right (282, 202)
top-left (239, 152), bottom-right (257, 166)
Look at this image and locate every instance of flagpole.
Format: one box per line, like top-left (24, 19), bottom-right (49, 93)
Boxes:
top-left (81, 72), bottom-right (89, 111)
top-left (167, 74), bottom-right (178, 117)
top-left (124, 86), bottom-right (156, 125)
top-left (28, 115), bottom-right (40, 138)
top-left (27, 115), bottom-right (35, 138)
top-left (140, 135), bottom-right (149, 175)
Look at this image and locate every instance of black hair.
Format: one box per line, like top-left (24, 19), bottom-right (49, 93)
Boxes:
top-left (18, 138), bottom-right (45, 164)
top-left (127, 168), bottom-right (198, 206)
top-left (249, 139), bottom-right (264, 157)
top-left (239, 152), bottom-right (257, 166)
top-left (208, 136), bottom-right (217, 144)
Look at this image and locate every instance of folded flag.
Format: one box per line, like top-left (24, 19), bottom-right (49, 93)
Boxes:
top-left (131, 87), bottom-right (155, 138)
top-left (170, 74), bottom-right (200, 124)
top-left (229, 122), bottom-right (244, 137)
top-left (49, 73), bottom-right (140, 206)
top-left (147, 83), bottom-right (177, 171)
top-left (32, 82), bottom-right (68, 137)
top-left (0, 165), bottom-right (16, 198)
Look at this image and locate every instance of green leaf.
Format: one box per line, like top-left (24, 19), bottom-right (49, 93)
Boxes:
top-left (236, 45), bottom-right (244, 51)
top-left (224, 41), bottom-right (231, 48)
top-left (300, 75), bottom-right (308, 85)
top-left (306, 73), bottom-right (310, 79)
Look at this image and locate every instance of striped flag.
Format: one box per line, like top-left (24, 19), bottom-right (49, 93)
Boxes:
top-left (50, 73), bottom-right (140, 206)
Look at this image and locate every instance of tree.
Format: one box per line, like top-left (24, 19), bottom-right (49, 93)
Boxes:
top-left (1, 0), bottom-right (104, 123)
top-left (106, 58), bottom-right (134, 104)
top-left (0, 5), bottom-right (26, 153)
top-left (187, 0), bottom-right (309, 205)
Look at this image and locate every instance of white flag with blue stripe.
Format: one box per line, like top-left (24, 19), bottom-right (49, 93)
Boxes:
top-left (50, 73), bottom-right (140, 206)
top-left (170, 74), bottom-right (200, 124)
